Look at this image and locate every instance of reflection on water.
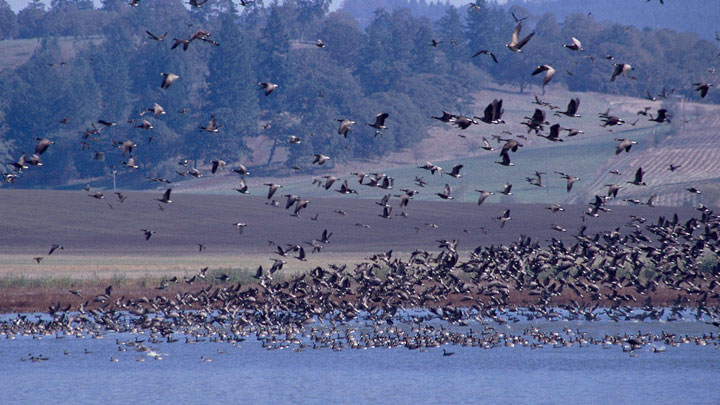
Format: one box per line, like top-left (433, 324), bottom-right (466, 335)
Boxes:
top-left (2, 314), bottom-right (719, 404)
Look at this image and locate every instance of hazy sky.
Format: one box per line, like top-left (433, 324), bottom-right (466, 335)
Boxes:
top-left (5, 0), bottom-right (506, 12)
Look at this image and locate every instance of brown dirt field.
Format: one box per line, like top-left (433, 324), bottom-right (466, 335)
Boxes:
top-left (0, 189), bottom-right (709, 312)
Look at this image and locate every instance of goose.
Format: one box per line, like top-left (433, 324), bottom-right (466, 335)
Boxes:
top-left (160, 72), bottom-right (179, 89)
top-left (89, 192), bottom-right (104, 199)
top-left (436, 184), bottom-right (453, 199)
top-left (481, 137), bottom-right (495, 151)
top-left (495, 151), bottom-right (514, 166)
top-left (122, 156), bottom-right (139, 169)
top-left (233, 164), bottom-right (250, 176)
top-left (668, 164), bottom-right (681, 172)
top-left (693, 83), bottom-right (712, 98)
top-left (500, 138), bottom-right (523, 154)
top-left (649, 109), bottom-right (671, 123)
top-left (367, 113), bottom-right (389, 130)
top-left (452, 115), bottom-right (478, 130)
top-left (418, 162), bottom-right (442, 175)
top-left (497, 209), bottom-right (511, 228)
top-left (431, 110), bottom-right (457, 122)
top-left (147, 102), bottom-right (165, 117)
top-left (337, 180), bottom-right (358, 195)
top-left (562, 37), bottom-right (583, 51)
top-left (120, 140), bottom-right (136, 156)
top-left (211, 160), bottom-right (226, 174)
top-left (264, 183), bottom-right (282, 199)
top-left (48, 244), bottom-right (64, 255)
top-left (287, 135), bottom-right (301, 144)
top-left (476, 99), bottom-right (504, 124)
top-left (142, 229), bottom-right (156, 240)
top-left (136, 119), bottom-right (153, 130)
top-left (475, 190), bottom-right (494, 206)
top-left (532, 64), bottom-right (556, 92)
top-left (556, 171), bottom-right (579, 192)
top-left (188, 0), bottom-right (207, 7)
top-left (259, 82), bottom-right (278, 95)
top-left (156, 189), bottom-right (172, 204)
top-left (605, 184), bottom-right (622, 198)
top-left (33, 138), bottom-right (54, 155)
top-left (337, 119), bottom-right (356, 137)
top-left (312, 154), bottom-right (330, 165)
top-left (200, 116), bottom-right (221, 132)
top-left (293, 198), bottom-right (310, 217)
top-left (538, 124), bottom-right (563, 142)
top-left (627, 167), bottom-right (647, 186)
top-left (505, 22), bottom-right (534, 52)
top-left (610, 63), bottom-right (633, 81)
top-left (9, 152), bottom-right (28, 171)
top-left (615, 138), bottom-right (637, 154)
top-left (555, 98), bottom-right (581, 117)
top-left (499, 183), bottom-right (512, 195)
top-left (447, 164), bottom-right (463, 178)
top-left (379, 205), bottom-right (393, 218)
top-left (471, 49), bottom-right (498, 63)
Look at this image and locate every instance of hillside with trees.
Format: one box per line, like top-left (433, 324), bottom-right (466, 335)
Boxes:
top-left (0, 0), bottom-right (718, 189)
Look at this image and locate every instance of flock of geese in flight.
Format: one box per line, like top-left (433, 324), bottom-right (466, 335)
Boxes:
top-left (2, 0), bottom-right (720, 359)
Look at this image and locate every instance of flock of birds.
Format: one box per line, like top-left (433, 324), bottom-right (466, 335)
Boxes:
top-left (2, 0), bottom-right (720, 359)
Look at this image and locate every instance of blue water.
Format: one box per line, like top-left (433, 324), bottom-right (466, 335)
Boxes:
top-left (2, 318), bottom-right (719, 404)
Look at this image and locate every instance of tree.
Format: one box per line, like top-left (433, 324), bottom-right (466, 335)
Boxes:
top-left (17, 0), bottom-right (47, 38)
top-left (0, 0), bottom-right (18, 40)
top-left (203, 10), bottom-right (259, 161)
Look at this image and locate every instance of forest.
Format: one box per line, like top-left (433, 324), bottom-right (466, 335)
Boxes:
top-left (0, 0), bottom-right (718, 187)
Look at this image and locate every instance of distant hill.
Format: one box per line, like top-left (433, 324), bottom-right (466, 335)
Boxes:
top-left (506, 0), bottom-right (720, 41)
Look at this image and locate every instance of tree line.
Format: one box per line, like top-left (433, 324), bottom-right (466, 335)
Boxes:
top-left (0, 0), bottom-right (717, 187)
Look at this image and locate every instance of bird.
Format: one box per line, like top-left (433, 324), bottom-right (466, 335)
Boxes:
top-left (563, 37), bottom-right (583, 51)
top-left (477, 99), bottom-right (504, 124)
top-left (649, 109), bottom-right (671, 123)
top-left (337, 119), bottom-right (356, 137)
top-left (611, 63), bottom-right (633, 81)
top-left (200, 116), bottom-right (221, 132)
top-left (234, 177), bottom-right (250, 194)
top-left (539, 124), bottom-right (563, 142)
top-left (33, 257), bottom-right (43, 263)
top-left (264, 183), bottom-right (282, 199)
top-left (615, 138), bottom-right (637, 154)
top-left (33, 138), bottom-right (55, 155)
top-left (605, 184), bottom-right (622, 198)
top-left (122, 157), bottom-right (139, 169)
top-left (447, 164), bottom-right (463, 178)
top-left (471, 49), bottom-right (498, 63)
top-left (693, 83), bottom-right (712, 98)
top-left (668, 164), bottom-right (681, 172)
top-left (48, 244), bottom-right (63, 255)
top-left (497, 209), bottom-right (511, 228)
top-left (531, 65), bottom-right (556, 93)
top-left (145, 30), bottom-right (167, 41)
top-left (555, 172), bottom-right (580, 192)
top-left (258, 82), bottom-right (278, 96)
top-left (475, 190), bottom-right (494, 206)
top-left (505, 22), bottom-right (534, 52)
top-left (211, 160), bottom-right (226, 174)
top-left (312, 154), bottom-right (330, 165)
top-left (367, 113), bottom-right (389, 130)
top-left (160, 73), bottom-right (179, 90)
top-left (156, 189), bottom-right (172, 204)
top-left (142, 229), bottom-right (156, 240)
top-left (436, 184), bottom-right (453, 200)
top-left (499, 183), bottom-right (512, 195)
top-left (233, 164), bottom-right (250, 176)
top-left (556, 98), bottom-right (581, 118)
top-left (480, 137), bottom-right (495, 151)
top-left (495, 151), bottom-right (514, 166)
top-left (627, 167), bottom-right (647, 186)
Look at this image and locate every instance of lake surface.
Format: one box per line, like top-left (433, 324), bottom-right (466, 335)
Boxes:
top-left (2, 315), bottom-right (719, 405)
